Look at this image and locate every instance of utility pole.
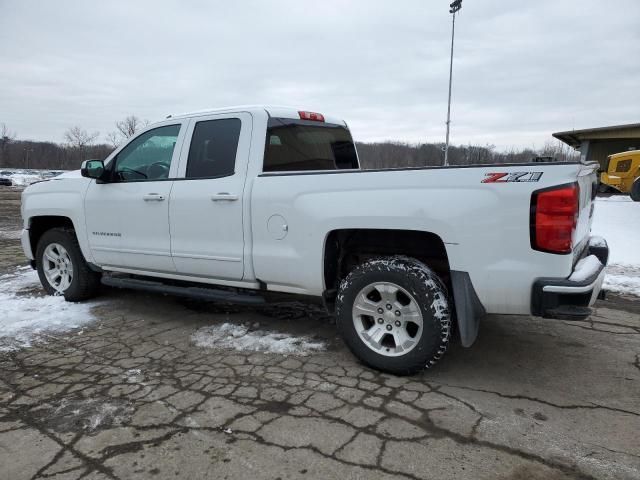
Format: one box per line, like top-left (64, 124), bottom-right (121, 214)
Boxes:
top-left (444, 0), bottom-right (462, 166)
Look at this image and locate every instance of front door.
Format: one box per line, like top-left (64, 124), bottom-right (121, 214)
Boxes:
top-left (84, 122), bottom-right (186, 272)
top-left (169, 113), bottom-right (251, 280)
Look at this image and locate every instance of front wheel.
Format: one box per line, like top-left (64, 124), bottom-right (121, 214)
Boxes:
top-left (336, 256), bottom-right (451, 375)
top-left (36, 228), bottom-right (101, 302)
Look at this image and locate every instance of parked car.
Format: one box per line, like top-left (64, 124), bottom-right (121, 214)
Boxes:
top-left (0, 177), bottom-right (12, 186)
top-left (20, 106), bottom-right (608, 374)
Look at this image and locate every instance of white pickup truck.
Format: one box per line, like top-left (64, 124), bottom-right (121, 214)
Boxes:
top-left (20, 106), bottom-right (609, 374)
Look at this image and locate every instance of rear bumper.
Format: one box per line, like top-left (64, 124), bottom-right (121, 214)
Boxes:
top-left (531, 236), bottom-right (608, 320)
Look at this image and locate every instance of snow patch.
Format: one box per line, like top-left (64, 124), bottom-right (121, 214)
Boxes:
top-left (596, 195), bottom-right (634, 203)
top-left (191, 322), bottom-right (325, 355)
top-left (589, 235), bottom-right (607, 248)
top-left (5, 173), bottom-right (43, 186)
top-left (603, 264), bottom-right (640, 297)
top-left (592, 196), bottom-right (640, 296)
top-left (592, 196), bottom-right (640, 266)
top-left (36, 397), bottom-right (133, 432)
top-left (0, 267), bottom-right (98, 352)
top-left (430, 292), bottom-right (450, 321)
top-left (0, 169), bottom-right (66, 187)
top-left (568, 255), bottom-right (602, 283)
top-left (123, 368), bottom-right (144, 383)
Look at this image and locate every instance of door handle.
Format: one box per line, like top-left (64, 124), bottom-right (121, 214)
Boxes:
top-left (211, 193), bottom-right (239, 201)
top-left (143, 193), bottom-right (165, 202)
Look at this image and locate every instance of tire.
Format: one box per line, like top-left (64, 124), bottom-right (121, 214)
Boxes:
top-left (36, 228), bottom-right (101, 302)
top-left (336, 256), bottom-right (451, 375)
top-left (631, 178), bottom-right (640, 202)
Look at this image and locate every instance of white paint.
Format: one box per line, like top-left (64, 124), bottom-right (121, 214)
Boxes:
top-left (169, 112), bottom-right (252, 279)
top-left (191, 322), bottom-right (325, 355)
top-left (20, 106), bottom-right (603, 316)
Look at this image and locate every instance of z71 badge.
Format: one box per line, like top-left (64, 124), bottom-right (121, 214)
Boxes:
top-left (481, 172), bottom-right (543, 183)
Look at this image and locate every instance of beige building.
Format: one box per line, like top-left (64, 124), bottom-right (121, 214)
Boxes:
top-left (553, 123), bottom-right (640, 170)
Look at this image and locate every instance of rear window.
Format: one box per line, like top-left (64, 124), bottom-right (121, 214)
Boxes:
top-left (263, 118), bottom-right (359, 172)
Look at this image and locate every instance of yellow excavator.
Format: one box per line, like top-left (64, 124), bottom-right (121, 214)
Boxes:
top-left (600, 150), bottom-right (640, 201)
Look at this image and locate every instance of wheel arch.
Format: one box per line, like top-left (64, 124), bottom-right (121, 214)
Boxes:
top-left (323, 228), bottom-right (451, 294)
top-left (323, 228), bottom-right (484, 347)
top-left (28, 216), bottom-right (74, 252)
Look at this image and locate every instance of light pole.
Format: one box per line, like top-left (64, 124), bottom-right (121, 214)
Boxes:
top-left (443, 0), bottom-right (462, 166)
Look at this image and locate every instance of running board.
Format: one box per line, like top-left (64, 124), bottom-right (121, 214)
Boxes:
top-left (101, 275), bottom-right (266, 305)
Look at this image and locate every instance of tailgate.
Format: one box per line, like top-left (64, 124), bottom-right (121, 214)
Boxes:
top-left (574, 162), bottom-right (599, 257)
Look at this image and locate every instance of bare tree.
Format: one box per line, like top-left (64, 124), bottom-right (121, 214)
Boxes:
top-left (1, 123), bottom-right (15, 142)
top-left (115, 115), bottom-right (148, 138)
top-left (1, 123), bottom-right (16, 147)
top-left (64, 126), bottom-right (99, 149)
top-left (0, 123), bottom-right (17, 166)
top-left (105, 131), bottom-right (122, 149)
top-left (539, 140), bottom-right (579, 162)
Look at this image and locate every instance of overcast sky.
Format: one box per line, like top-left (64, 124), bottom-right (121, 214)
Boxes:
top-left (1, 0), bottom-right (638, 150)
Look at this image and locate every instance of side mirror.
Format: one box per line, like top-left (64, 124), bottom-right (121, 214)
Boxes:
top-left (81, 159), bottom-right (105, 180)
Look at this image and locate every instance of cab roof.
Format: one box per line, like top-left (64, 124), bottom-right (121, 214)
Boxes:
top-left (609, 149), bottom-right (640, 159)
top-left (165, 105), bottom-right (347, 126)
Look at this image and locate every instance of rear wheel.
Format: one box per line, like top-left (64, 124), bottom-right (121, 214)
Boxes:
top-left (336, 256), bottom-right (451, 375)
top-left (36, 228), bottom-right (101, 301)
top-left (630, 178), bottom-right (640, 202)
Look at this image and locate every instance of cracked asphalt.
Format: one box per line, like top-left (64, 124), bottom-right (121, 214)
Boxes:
top-left (1, 188), bottom-right (639, 480)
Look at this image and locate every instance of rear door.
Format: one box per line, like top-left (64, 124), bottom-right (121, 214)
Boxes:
top-left (169, 112), bottom-right (252, 280)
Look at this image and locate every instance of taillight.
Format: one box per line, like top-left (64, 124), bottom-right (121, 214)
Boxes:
top-left (298, 111), bottom-right (325, 122)
top-left (530, 183), bottom-right (579, 254)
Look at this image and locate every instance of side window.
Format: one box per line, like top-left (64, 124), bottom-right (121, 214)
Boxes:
top-left (113, 125), bottom-right (180, 182)
top-left (186, 118), bottom-right (241, 179)
top-left (615, 159), bottom-right (631, 172)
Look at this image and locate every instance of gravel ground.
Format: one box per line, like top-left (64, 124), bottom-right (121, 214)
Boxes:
top-left (0, 187), bottom-right (639, 480)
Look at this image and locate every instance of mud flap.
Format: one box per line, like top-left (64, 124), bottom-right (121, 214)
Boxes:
top-left (450, 271), bottom-right (486, 347)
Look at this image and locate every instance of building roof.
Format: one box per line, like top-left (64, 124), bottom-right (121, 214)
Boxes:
top-left (553, 123), bottom-right (640, 148)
